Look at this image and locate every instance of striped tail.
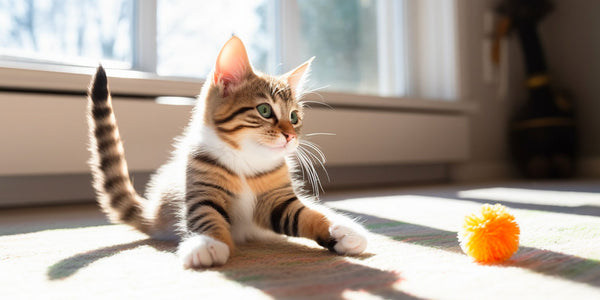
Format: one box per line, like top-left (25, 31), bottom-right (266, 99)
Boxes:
top-left (87, 66), bottom-right (150, 234)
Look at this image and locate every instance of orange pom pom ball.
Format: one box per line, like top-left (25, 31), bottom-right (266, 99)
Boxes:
top-left (458, 204), bottom-right (520, 264)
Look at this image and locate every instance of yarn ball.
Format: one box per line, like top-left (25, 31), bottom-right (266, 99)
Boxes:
top-left (458, 204), bottom-right (520, 264)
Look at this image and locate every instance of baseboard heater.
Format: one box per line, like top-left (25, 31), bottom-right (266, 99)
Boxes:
top-left (0, 92), bottom-right (468, 206)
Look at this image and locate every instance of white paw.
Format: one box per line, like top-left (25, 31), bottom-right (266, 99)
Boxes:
top-left (177, 235), bottom-right (230, 268)
top-left (329, 222), bottom-right (368, 255)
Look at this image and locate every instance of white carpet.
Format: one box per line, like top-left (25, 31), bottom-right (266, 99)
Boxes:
top-left (1, 180), bottom-right (599, 299)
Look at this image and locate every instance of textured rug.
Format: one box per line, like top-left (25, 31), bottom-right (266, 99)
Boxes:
top-left (1, 181), bottom-right (600, 299)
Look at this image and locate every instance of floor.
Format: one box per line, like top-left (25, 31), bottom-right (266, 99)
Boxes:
top-left (2, 179), bottom-right (600, 236)
top-left (1, 180), bottom-right (599, 299)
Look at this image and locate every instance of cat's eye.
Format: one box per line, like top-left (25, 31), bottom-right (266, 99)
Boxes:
top-left (290, 111), bottom-right (299, 125)
top-left (256, 104), bottom-right (273, 118)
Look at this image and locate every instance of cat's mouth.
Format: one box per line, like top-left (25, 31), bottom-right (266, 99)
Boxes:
top-left (264, 140), bottom-right (298, 153)
top-left (247, 134), bottom-right (298, 155)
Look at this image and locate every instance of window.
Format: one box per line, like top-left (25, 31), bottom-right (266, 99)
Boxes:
top-left (156, 0), bottom-right (273, 78)
top-left (156, 0), bottom-right (380, 95)
top-left (0, 0), bottom-right (134, 68)
top-left (294, 0), bottom-right (379, 95)
top-left (0, 0), bottom-right (459, 100)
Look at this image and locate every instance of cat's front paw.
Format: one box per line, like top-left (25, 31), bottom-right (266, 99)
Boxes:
top-left (177, 235), bottom-right (230, 268)
top-left (329, 222), bottom-right (368, 255)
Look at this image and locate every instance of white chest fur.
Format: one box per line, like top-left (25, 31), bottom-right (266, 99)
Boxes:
top-left (196, 126), bottom-right (286, 177)
top-left (229, 178), bottom-right (278, 243)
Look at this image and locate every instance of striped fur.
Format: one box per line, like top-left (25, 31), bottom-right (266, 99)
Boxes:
top-left (87, 66), bottom-right (150, 234)
top-left (87, 37), bottom-right (367, 268)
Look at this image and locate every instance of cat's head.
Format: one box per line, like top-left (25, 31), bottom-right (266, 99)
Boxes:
top-left (203, 37), bottom-right (312, 158)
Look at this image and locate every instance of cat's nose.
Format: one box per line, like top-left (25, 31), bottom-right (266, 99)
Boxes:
top-left (282, 132), bottom-right (296, 143)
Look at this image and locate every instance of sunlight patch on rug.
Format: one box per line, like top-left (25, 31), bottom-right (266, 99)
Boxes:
top-left (458, 188), bottom-right (600, 207)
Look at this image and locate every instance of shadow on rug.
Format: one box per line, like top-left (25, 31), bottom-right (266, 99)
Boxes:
top-left (47, 239), bottom-right (174, 280)
top-left (43, 200), bottom-right (600, 298)
top-left (351, 210), bottom-right (600, 288)
top-left (47, 235), bottom-right (417, 300)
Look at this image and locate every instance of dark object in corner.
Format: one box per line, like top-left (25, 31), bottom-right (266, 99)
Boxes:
top-left (496, 0), bottom-right (577, 178)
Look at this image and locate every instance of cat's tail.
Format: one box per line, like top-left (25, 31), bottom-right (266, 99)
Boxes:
top-left (87, 65), bottom-right (151, 234)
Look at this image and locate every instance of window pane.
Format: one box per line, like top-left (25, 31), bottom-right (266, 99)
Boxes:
top-left (297, 0), bottom-right (378, 95)
top-left (0, 0), bottom-right (134, 68)
top-left (157, 0), bottom-right (273, 78)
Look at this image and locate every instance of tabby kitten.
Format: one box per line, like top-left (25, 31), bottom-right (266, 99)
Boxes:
top-left (88, 36), bottom-right (368, 268)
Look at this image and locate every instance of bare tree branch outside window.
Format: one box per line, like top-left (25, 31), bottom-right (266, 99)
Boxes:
top-left (0, 0), bottom-right (133, 67)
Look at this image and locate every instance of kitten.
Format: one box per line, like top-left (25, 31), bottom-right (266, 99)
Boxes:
top-left (87, 36), bottom-right (368, 268)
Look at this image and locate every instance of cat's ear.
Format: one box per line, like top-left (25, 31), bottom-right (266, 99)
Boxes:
top-left (284, 57), bottom-right (314, 98)
top-left (213, 36), bottom-right (252, 96)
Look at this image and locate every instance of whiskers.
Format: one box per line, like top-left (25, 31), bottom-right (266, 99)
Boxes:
top-left (295, 139), bottom-right (330, 198)
top-left (298, 85), bottom-right (332, 109)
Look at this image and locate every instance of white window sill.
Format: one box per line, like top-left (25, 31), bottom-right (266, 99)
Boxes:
top-left (0, 62), bottom-right (476, 114)
top-left (307, 91), bottom-right (476, 114)
top-left (0, 61), bottom-right (201, 97)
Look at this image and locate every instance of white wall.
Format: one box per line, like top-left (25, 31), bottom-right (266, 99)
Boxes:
top-left (0, 90), bottom-right (469, 205)
top-left (0, 93), bottom-right (470, 176)
top-left (451, 0), bottom-right (517, 181)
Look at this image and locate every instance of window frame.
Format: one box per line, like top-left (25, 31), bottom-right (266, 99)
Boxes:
top-left (134, 0), bottom-right (157, 72)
